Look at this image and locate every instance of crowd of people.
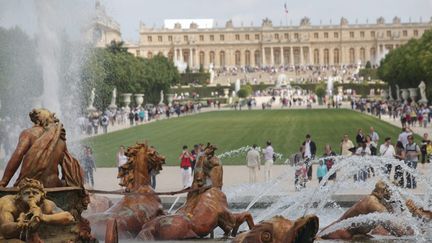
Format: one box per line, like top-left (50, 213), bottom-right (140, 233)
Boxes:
top-left (243, 126), bottom-right (429, 191)
top-left (214, 64), bottom-right (364, 84)
top-left (75, 102), bottom-right (206, 136)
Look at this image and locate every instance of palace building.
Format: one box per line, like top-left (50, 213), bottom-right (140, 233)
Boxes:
top-left (126, 17), bottom-right (432, 69)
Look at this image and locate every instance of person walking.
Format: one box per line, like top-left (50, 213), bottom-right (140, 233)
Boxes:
top-left (356, 128), bottom-right (365, 147)
top-left (369, 126), bottom-right (380, 154)
top-left (302, 134), bottom-right (316, 180)
top-left (83, 146), bottom-right (96, 187)
top-left (246, 144), bottom-right (261, 183)
top-left (420, 133), bottom-right (430, 165)
top-left (179, 145), bottom-right (192, 189)
top-left (323, 144), bottom-right (337, 181)
top-left (116, 145), bottom-right (128, 171)
top-left (398, 127), bottom-right (413, 148)
top-left (100, 113), bottom-right (109, 134)
top-left (317, 160), bottom-right (328, 184)
top-left (394, 141), bottom-right (406, 186)
top-left (354, 141), bottom-right (371, 182)
top-left (379, 137), bottom-right (396, 176)
top-left (405, 135), bottom-right (420, 189)
top-left (263, 140), bottom-right (274, 182)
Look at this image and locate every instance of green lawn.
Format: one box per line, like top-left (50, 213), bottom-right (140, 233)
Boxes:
top-left (84, 109), bottom-right (415, 167)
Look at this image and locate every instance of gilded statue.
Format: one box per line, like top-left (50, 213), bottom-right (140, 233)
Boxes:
top-left (0, 108), bottom-right (84, 188)
top-left (0, 178), bottom-right (75, 242)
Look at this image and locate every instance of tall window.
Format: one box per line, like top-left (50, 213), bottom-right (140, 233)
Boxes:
top-left (386, 31), bottom-right (391, 37)
top-left (324, 32), bottom-right (329, 38)
top-left (245, 34), bottom-right (250, 40)
top-left (284, 33), bottom-right (289, 39)
top-left (360, 48), bottom-right (366, 64)
top-left (220, 51), bottom-right (226, 66)
top-left (274, 33), bottom-right (279, 39)
top-left (334, 32), bottom-right (339, 38)
top-left (147, 51), bottom-right (153, 58)
top-left (403, 30), bottom-right (408, 37)
top-left (349, 48), bottom-right (355, 64)
top-left (360, 31), bottom-right (365, 38)
top-left (199, 51), bottom-right (205, 66)
top-left (210, 35), bottom-right (214, 41)
top-left (147, 36), bottom-right (152, 42)
top-left (209, 51), bottom-right (215, 64)
top-left (254, 50), bottom-right (260, 66)
top-left (255, 34), bottom-right (260, 40)
top-left (245, 50), bottom-right (251, 66)
top-left (199, 35), bottom-right (204, 41)
top-left (235, 50), bottom-right (241, 66)
top-left (313, 49), bottom-right (319, 65)
top-left (414, 30), bottom-right (419, 37)
top-left (333, 49), bottom-right (340, 65)
top-left (183, 35), bottom-right (188, 42)
top-left (158, 36), bottom-right (162, 42)
top-left (323, 49), bottom-right (329, 65)
top-left (350, 32), bottom-right (354, 38)
top-left (370, 31), bottom-right (376, 38)
top-left (220, 34), bottom-right (225, 41)
top-left (314, 33), bottom-right (319, 39)
top-left (235, 34), bottom-right (240, 40)
top-left (294, 33), bottom-right (299, 39)
top-left (168, 35), bottom-right (173, 42)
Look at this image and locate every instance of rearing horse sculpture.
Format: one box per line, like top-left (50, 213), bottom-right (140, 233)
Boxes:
top-left (87, 143), bottom-right (165, 240)
top-left (137, 143), bottom-right (254, 240)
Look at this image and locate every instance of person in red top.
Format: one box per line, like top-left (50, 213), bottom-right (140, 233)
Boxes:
top-left (179, 145), bottom-right (192, 189)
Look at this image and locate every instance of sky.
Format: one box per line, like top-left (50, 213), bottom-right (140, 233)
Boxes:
top-left (0, 0), bottom-right (431, 42)
top-left (101, 0), bottom-right (432, 42)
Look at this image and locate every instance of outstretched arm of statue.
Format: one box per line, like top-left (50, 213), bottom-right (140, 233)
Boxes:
top-left (0, 131), bottom-right (32, 187)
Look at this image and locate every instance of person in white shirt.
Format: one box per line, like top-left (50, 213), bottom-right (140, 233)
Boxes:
top-left (116, 145), bottom-right (128, 171)
top-left (369, 126), bottom-right (379, 152)
top-left (379, 137), bottom-right (396, 176)
top-left (398, 127), bottom-right (413, 148)
top-left (355, 142), bottom-right (371, 181)
top-left (263, 141), bottom-right (274, 182)
top-left (246, 144), bottom-right (261, 183)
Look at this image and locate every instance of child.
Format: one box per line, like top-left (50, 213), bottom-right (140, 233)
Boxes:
top-left (317, 160), bottom-right (328, 184)
top-left (295, 160), bottom-right (308, 191)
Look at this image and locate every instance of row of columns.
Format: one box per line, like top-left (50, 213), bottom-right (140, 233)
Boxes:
top-left (167, 44), bottom-right (397, 68)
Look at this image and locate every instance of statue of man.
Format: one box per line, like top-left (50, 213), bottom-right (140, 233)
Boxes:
top-left (395, 85), bottom-right (401, 101)
top-left (159, 90), bottom-right (164, 105)
top-left (0, 108), bottom-right (84, 188)
top-left (418, 81), bottom-right (428, 102)
top-left (89, 88), bottom-right (96, 108)
top-left (0, 178), bottom-right (75, 241)
top-left (111, 87), bottom-right (117, 106)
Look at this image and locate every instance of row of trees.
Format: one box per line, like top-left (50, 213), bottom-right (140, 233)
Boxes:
top-left (82, 41), bottom-right (180, 110)
top-left (378, 29), bottom-right (432, 97)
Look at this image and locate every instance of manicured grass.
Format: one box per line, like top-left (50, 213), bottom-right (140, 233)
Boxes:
top-left (84, 109), bottom-right (414, 167)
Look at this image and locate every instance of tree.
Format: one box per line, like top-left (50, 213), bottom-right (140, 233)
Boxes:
top-left (365, 61), bottom-right (372, 69)
top-left (315, 84), bottom-right (326, 105)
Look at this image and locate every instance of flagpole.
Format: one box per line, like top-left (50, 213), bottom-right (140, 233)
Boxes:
top-left (284, 2), bottom-right (288, 26)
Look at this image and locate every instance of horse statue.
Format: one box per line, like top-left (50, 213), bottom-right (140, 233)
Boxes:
top-left (87, 143), bottom-right (166, 240)
top-left (137, 143), bottom-right (254, 240)
top-left (232, 215), bottom-right (319, 243)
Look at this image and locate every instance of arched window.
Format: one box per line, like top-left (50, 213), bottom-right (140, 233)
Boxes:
top-left (349, 48), bottom-right (355, 64)
top-left (370, 48), bottom-right (376, 64)
top-left (254, 50), bottom-right (260, 66)
top-left (333, 49), bottom-right (340, 65)
top-left (313, 49), bottom-right (320, 65)
top-left (360, 48), bottom-right (366, 64)
top-left (209, 51), bottom-right (215, 64)
top-left (323, 49), bottom-right (329, 65)
top-left (235, 50), bottom-right (241, 66)
top-left (168, 50), bottom-right (174, 61)
top-left (245, 50), bottom-right (251, 66)
top-left (147, 51), bottom-right (153, 59)
top-left (220, 51), bottom-right (226, 67)
top-left (199, 51), bottom-right (205, 66)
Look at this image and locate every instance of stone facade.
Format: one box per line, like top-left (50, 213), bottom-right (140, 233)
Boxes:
top-left (127, 17), bottom-right (432, 69)
top-left (87, 0), bottom-right (122, 48)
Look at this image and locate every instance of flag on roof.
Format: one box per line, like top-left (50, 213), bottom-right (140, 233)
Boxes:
top-left (284, 3), bottom-right (288, 14)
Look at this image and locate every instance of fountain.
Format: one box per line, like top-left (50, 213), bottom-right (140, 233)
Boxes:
top-left (327, 76), bottom-right (334, 97)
